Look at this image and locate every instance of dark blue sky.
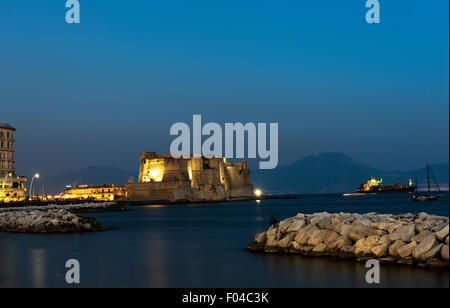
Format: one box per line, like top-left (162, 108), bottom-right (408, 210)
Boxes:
top-left (1, 0), bottom-right (448, 177)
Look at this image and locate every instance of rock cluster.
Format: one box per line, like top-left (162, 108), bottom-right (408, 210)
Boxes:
top-left (247, 212), bottom-right (449, 267)
top-left (0, 203), bottom-right (116, 233)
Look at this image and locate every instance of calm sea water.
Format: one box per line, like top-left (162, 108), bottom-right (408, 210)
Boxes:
top-left (0, 193), bottom-right (448, 288)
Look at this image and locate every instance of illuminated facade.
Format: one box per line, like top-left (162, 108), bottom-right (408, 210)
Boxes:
top-left (0, 123), bottom-right (26, 201)
top-left (63, 184), bottom-right (126, 201)
top-left (126, 152), bottom-right (254, 202)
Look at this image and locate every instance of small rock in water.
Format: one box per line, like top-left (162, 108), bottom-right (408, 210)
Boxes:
top-left (371, 243), bottom-right (390, 257)
top-left (418, 244), bottom-right (444, 261)
top-left (389, 240), bottom-right (406, 257)
top-left (436, 225), bottom-right (449, 241)
top-left (441, 245), bottom-right (449, 261)
top-left (390, 224), bottom-right (416, 242)
top-left (413, 235), bottom-right (437, 259)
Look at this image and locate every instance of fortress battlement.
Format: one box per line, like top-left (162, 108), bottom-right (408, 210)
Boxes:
top-left (126, 152), bottom-right (254, 202)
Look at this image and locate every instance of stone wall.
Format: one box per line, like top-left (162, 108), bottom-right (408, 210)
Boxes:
top-left (225, 161), bottom-right (253, 198)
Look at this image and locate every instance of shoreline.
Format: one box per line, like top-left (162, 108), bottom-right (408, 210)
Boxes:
top-left (0, 194), bottom-right (299, 208)
top-left (116, 194), bottom-right (299, 206)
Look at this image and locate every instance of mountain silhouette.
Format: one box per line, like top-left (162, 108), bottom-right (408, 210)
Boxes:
top-left (37, 153), bottom-right (448, 195)
top-left (252, 153), bottom-right (449, 194)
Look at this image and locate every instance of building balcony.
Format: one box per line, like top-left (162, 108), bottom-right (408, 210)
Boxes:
top-left (0, 168), bottom-right (16, 174)
top-left (0, 137), bottom-right (14, 142)
top-left (0, 186), bottom-right (25, 191)
top-left (0, 147), bottom-right (15, 152)
top-left (0, 176), bottom-right (27, 183)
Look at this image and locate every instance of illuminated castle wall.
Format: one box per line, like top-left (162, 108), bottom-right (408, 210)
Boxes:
top-left (125, 152), bottom-right (253, 202)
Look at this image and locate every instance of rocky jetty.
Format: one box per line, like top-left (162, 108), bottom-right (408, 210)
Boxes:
top-left (247, 212), bottom-right (449, 268)
top-left (0, 202), bottom-right (122, 233)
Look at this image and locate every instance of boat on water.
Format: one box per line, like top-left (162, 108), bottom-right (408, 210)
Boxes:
top-left (410, 194), bottom-right (440, 201)
top-left (410, 164), bottom-right (442, 202)
top-left (356, 177), bottom-right (415, 194)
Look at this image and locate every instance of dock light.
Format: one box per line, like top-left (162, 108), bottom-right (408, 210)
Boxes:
top-left (254, 189), bottom-right (262, 198)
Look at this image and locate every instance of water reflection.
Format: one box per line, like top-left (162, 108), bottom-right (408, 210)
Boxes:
top-left (0, 195), bottom-right (448, 287)
top-left (0, 237), bottom-right (18, 287)
top-left (30, 249), bottom-right (46, 288)
top-left (254, 253), bottom-right (449, 288)
top-left (144, 228), bottom-right (168, 287)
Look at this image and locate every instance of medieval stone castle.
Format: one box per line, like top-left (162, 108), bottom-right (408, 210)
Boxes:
top-left (125, 152), bottom-right (254, 202)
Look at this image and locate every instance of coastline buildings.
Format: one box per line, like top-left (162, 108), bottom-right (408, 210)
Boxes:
top-left (0, 126), bottom-right (254, 203)
top-left (63, 184), bottom-right (126, 201)
top-left (126, 152), bottom-right (254, 202)
top-left (0, 123), bottom-right (27, 201)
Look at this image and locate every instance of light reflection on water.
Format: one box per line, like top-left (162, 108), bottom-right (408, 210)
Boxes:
top-left (30, 249), bottom-right (46, 288)
top-left (142, 205), bottom-right (166, 208)
top-left (0, 193), bottom-right (448, 288)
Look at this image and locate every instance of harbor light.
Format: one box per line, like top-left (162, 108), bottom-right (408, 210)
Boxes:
top-left (254, 189), bottom-right (262, 198)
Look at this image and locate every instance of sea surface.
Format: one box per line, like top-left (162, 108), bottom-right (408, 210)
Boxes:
top-left (0, 193), bottom-right (449, 288)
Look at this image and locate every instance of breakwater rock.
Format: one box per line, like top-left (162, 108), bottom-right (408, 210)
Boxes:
top-left (247, 212), bottom-right (449, 268)
top-left (0, 203), bottom-right (121, 233)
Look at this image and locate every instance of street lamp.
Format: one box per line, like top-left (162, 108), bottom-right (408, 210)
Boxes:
top-left (2, 172), bottom-right (13, 189)
top-left (29, 173), bottom-right (40, 197)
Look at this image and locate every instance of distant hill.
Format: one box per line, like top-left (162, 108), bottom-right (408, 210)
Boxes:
top-left (39, 166), bottom-right (137, 194)
top-left (37, 153), bottom-right (448, 195)
top-left (252, 153), bottom-right (449, 194)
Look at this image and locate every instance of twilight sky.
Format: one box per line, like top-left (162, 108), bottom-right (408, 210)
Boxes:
top-left (0, 0), bottom-right (448, 178)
